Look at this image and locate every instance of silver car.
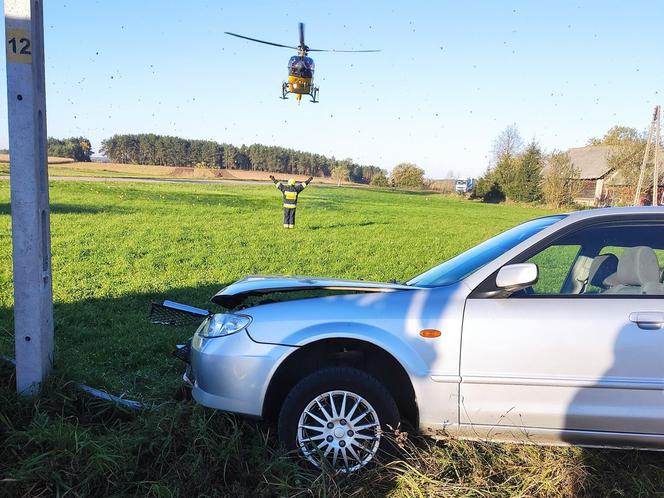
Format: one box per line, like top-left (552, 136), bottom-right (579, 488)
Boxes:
top-left (166, 207), bottom-right (664, 472)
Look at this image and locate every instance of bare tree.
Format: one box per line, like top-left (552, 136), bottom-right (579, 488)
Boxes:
top-left (331, 164), bottom-right (349, 186)
top-left (492, 124), bottom-right (524, 164)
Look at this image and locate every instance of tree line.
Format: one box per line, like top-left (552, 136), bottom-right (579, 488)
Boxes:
top-left (98, 134), bottom-right (385, 184)
top-left (47, 137), bottom-right (93, 162)
top-left (46, 133), bottom-right (418, 187)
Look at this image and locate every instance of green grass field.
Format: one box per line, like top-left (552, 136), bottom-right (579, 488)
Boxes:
top-left (2, 180), bottom-right (664, 497)
top-left (0, 180), bottom-right (556, 398)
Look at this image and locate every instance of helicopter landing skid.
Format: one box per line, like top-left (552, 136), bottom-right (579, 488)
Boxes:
top-left (281, 82), bottom-right (319, 103)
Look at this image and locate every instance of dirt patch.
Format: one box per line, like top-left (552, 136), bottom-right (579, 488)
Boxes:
top-left (169, 167), bottom-right (196, 177)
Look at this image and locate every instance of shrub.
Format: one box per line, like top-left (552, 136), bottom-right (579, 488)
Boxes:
top-left (542, 151), bottom-right (580, 207)
top-left (370, 171), bottom-right (390, 187)
top-left (391, 163), bottom-right (425, 189)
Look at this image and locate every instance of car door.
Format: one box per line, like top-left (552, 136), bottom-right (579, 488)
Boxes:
top-left (459, 218), bottom-right (664, 442)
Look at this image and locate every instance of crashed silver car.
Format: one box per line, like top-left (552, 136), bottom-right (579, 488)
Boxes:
top-left (154, 207), bottom-right (664, 472)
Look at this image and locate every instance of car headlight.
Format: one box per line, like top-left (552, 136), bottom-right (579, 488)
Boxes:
top-left (199, 313), bottom-right (252, 338)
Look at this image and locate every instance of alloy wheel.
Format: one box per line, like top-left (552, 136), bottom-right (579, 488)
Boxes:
top-left (296, 390), bottom-right (381, 472)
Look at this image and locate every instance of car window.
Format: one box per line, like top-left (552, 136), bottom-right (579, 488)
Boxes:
top-left (516, 222), bottom-right (664, 297)
top-left (527, 245), bottom-right (581, 294)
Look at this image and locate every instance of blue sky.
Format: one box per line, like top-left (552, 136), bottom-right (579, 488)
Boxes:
top-left (0, 1), bottom-right (662, 177)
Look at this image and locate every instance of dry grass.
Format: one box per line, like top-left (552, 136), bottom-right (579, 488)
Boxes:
top-left (3, 364), bottom-right (664, 498)
top-left (0, 153), bottom-right (74, 164)
top-left (0, 159), bottom-right (350, 184)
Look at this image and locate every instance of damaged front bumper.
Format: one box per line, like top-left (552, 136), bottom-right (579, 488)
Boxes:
top-left (183, 366), bottom-right (194, 388)
top-left (173, 338), bottom-right (192, 364)
top-left (150, 298), bottom-right (296, 417)
top-left (188, 329), bottom-right (295, 417)
top-left (173, 338), bottom-right (195, 387)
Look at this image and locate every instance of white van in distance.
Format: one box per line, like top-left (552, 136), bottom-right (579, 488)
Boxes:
top-left (455, 177), bottom-right (474, 193)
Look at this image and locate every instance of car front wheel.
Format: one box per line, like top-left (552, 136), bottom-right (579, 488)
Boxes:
top-left (277, 367), bottom-right (400, 473)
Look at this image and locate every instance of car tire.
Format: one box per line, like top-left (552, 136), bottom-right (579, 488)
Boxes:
top-left (278, 367), bottom-right (400, 473)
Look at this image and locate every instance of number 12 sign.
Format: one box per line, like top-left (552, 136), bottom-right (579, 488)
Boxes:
top-left (6, 28), bottom-right (32, 64)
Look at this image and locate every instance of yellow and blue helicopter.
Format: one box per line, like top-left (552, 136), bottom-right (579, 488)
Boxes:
top-left (225, 23), bottom-right (379, 103)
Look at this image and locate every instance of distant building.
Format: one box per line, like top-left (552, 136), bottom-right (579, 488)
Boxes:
top-left (556, 145), bottom-right (663, 206)
top-left (566, 146), bottom-right (615, 205)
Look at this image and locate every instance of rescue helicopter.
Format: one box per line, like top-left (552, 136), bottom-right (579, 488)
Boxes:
top-left (225, 23), bottom-right (379, 103)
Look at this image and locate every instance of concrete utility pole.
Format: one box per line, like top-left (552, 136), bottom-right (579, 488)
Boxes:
top-left (5, 0), bottom-right (54, 394)
top-left (634, 106), bottom-right (660, 206)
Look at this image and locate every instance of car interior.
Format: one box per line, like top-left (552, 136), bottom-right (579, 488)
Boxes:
top-left (523, 223), bottom-right (664, 296)
top-left (593, 246), bottom-right (664, 295)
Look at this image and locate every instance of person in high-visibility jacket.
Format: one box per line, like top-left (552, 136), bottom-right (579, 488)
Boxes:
top-left (269, 175), bottom-right (313, 228)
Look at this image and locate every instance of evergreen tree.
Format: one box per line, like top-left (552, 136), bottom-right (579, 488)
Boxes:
top-left (472, 168), bottom-right (505, 203)
top-left (507, 141), bottom-right (543, 202)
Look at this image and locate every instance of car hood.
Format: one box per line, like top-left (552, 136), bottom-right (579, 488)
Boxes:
top-left (211, 275), bottom-right (416, 308)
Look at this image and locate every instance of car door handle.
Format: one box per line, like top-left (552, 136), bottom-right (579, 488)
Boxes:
top-left (629, 312), bottom-right (664, 330)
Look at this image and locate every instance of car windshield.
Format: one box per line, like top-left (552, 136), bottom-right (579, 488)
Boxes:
top-left (407, 215), bottom-right (566, 287)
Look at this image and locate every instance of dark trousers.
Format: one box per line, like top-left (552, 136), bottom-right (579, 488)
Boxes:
top-left (283, 208), bottom-right (296, 227)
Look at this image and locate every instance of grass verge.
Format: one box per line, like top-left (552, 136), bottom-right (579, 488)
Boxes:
top-left (3, 360), bottom-right (664, 497)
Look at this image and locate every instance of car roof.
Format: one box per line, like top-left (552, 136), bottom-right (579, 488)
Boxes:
top-left (564, 206), bottom-right (664, 221)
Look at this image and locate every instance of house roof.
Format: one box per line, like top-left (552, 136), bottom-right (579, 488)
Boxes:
top-left (567, 145), bottom-right (615, 180)
top-left (543, 144), bottom-right (664, 186)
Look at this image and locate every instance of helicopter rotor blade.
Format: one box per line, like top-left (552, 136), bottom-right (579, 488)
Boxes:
top-left (299, 22), bottom-right (305, 48)
top-left (224, 32), bottom-right (299, 50)
top-left (307, 48), bottom-right (381, 52)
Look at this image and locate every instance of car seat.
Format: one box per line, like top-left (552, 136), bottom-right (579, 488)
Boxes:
top-left (586, 253), bottom-right (619, 292)
top-left (604, 246), bottom-right (664, 295)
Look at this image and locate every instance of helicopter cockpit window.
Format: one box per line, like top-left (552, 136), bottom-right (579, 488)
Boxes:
top-left (288, 56), bottom-right (314, 78)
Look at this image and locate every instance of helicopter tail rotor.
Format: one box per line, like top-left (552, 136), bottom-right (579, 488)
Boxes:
top-left (299, 22), bottom-right (305, 49)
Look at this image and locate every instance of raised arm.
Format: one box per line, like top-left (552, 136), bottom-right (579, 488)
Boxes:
top-left (269, 175), bottom-right (284, 191)
top-left (297, 176), bottom-right (314, 192)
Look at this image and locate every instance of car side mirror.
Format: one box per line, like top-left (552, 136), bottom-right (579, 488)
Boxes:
top-left (495, 263), bottom-right (538, 295)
